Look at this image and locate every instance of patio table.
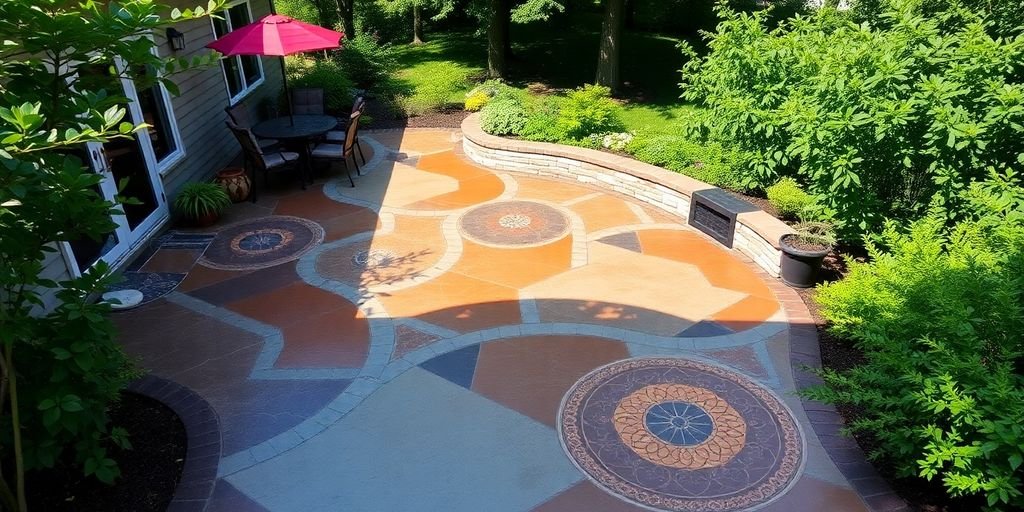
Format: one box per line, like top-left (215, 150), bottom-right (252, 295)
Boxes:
top-left (253, 115), bottom-right (337, 185)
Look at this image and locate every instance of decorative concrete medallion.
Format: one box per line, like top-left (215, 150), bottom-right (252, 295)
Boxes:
top-left (351, 249), bottom-right (397, 269)
top-left (559, 358), bottom-right (803, 511)
top-left (200, 216), bottom-right (324, 271)
top-left (459, 200), bottom-right (570, 247)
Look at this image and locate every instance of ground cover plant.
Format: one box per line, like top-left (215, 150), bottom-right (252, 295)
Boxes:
top-left (805, 172), bottom-right (1024, 509)
top-left (682, 3), bottom-right (1024, 238)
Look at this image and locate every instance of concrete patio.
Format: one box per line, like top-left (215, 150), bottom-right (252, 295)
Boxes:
top-left (113, 128), bottom-right (875, 511)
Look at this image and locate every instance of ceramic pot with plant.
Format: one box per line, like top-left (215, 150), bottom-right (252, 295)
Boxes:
top-left (215, 167), bottom-right (251, 203)
top-left (779, 221), bottom-right (836, 288)
top-left (174, 182), bottom-right (231, 228)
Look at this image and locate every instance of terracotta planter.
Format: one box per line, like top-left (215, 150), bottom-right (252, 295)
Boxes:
top-left (215, 167), bottom-right (251, 203)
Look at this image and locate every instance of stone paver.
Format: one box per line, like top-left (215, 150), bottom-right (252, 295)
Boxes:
top-left (114, 129), bottom-right (878, 511)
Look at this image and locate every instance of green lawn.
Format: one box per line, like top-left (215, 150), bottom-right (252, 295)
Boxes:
top-left (385, 19), bottom-right (697, 131)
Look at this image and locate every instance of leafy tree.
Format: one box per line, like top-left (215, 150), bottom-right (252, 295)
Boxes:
top-left (682, 3), bottom-right (1024, 238)
top-left (377, 0), bottom-right (456, 44)
top-left (0, 1), bottom-right (218, 509)
top-left (484, 0), bottom-right (565, 78)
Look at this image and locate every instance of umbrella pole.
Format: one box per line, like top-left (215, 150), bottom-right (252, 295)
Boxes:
top-left (281, 55), bottom-right (294, 126)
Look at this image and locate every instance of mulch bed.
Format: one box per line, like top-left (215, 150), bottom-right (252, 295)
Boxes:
top-left (365, 101), bottom-right (470, 130)
top-left (25, 392), bottom-right (186, 512)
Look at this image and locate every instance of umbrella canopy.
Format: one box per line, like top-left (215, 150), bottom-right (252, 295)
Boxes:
top-left (206, 14), bottom-right (344, 125)
top-left (206, 14), bottom-right (343, 56)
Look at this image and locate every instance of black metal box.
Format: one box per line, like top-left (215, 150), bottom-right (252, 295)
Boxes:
top-left (687, 188), bottom-right (759, 248)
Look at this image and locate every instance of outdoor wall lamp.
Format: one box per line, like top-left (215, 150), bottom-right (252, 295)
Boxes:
top-left (166, 28), bottom-right (186, 52)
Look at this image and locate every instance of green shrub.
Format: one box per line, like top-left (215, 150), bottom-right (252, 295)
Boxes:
top-left (682, 4), bottom-right (1024, 238)
top-left (338, 34), bottom-right (398, 89)
top-left (396, 61), bottom-right (471, 115)
top-left (766, 177), bottom-right (813, 219)
top-left (806, 172), bottom-right (1024, 509)
top-left (520, 97), bottom-right (563, 143)
top-left (626, 134), bottom-right (747, 190)
top-left (480, 97), bottom-right (528, 136)
top-left (554, 84), bottom-right (624, 142)
top-left (285, 56), bottom-right (355, 113)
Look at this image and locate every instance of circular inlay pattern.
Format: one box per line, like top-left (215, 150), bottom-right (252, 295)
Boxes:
top-left (498, 213), bottom-right (532, 229)
top-left (459, 200), bottom-right (570, 247)
top-left (200, 216), bottom-right (324, 271)
top-left (559, 358), bottom-right (802, 512)
top-left (352, 249), bottom-right (397, 269)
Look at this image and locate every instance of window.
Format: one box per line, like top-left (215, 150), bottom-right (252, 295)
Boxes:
top-left (132, 64), bottom-right (184, 172)
top-left (212, 0), bottom-right (264, 104)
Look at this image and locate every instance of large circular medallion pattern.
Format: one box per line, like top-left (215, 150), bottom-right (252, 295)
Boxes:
top-left (459, 200), bottom-right (571, 247)
top-left (200, 216), bottom-right (324, 271)
top-left (559, 358), bottom-right (803, 512)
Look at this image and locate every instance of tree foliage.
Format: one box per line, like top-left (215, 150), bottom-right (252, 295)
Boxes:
top-left (682, 2), bottom-right (1024, 238)
top-left (0, 1), bottom-right (218, 509)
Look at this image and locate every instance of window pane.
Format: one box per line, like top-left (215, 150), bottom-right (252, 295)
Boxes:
top-left (240, 56), bottom-right (261, 87)
top-left (222, 58), bottom-right (242, 97)
top-left (228, 4), bottom-right (251, 28)
top-left (136, 82), bottom-right (177, 162)
top-left (212, 16), bottom-right (229, 38)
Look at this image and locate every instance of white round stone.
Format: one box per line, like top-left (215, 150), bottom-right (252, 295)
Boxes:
top-left (102, 289), bottom-right (144, 310)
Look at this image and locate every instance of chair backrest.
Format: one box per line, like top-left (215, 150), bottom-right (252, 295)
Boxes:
top-left (225, 103), bottom-right (253, 128)
top-left (292, 87), bottom-right (325, 115)
top-left (226, 120), bottom-right (267, 170)
top-left (343, 111), bottom-right (361, 154)
top-left (352, 96), bottom-right (366, 115)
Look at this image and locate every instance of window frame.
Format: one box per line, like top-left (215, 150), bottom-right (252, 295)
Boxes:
top-left (133, 48), bottom-right (186, 175)
top-left (211, 0), bottom-right (265, 105)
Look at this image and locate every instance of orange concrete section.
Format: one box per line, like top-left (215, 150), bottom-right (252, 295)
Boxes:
top-left (636, 229), bottom-right (775, 299)
top-left (367, 130), bottom-right (458, 155)
top-left (318, 208), bottom-right (382, 242)
top-left (570, 194), bottom-right (642, 232)
top-left (277, 307), bottom-right (369, 368)
top-left (758, 476), bottom-right (868, 512)
top-left (513, 175), bottom-right (599, 204)
top-left (227, 282), bottom-right (353, 328)
top-left (451, 235), bottom-right (573, 289)
top-left (409, 151), bottom-right (506, 210)
top-left (471, 335), bottom-right (630, 427)
top-left (379, 272), bottom-right (521, 333)
top-left (274, 185), bottom-right (372, 222)
top-left (712, 295), bottom-right (780, 331)
top-left (178, 264), bottom-right (250, 292)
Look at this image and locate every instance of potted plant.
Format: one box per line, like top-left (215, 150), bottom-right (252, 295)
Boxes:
top-left (174, 182), bottom-right (231, 227)
top-left (779, 221), bottom-right (836, 288)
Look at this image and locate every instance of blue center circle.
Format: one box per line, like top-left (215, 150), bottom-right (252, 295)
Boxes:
top-left (644, 401), bottom-right (715, 446)
top-left (238, 231), bottom-right (285, 251)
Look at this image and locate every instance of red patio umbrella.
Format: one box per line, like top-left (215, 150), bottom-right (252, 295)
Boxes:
top-left (206, 14), bottom-right (344, 124)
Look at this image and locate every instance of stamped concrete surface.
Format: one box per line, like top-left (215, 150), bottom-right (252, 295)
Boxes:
top-left (113, 129), bottom-right (871, 511)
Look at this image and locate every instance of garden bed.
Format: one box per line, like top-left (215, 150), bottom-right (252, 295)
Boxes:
top-left (24, 392), bottom-right (186, 512)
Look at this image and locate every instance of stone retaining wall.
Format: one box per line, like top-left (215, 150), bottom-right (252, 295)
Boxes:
top-left (461, 114), bottom-right (794, 277)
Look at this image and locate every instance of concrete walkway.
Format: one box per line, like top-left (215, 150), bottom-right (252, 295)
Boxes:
top-left (114, 129), bottom-right (872, 511)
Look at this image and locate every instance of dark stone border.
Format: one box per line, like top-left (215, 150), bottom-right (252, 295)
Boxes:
top-left (128, 374), bottom-right (221, 512)
top-left (766, 280), bottom-right (911, 512)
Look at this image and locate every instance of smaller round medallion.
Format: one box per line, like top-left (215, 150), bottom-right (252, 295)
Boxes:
top-left (352, 249), bottom-right (397, 269)
top-left (498, 213), bottom-right (532, 229)
top-left (238, 232), bottom-right (284, 252)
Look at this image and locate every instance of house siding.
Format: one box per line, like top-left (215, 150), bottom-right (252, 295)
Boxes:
top-left (34, 0), bottom-right (284, 313)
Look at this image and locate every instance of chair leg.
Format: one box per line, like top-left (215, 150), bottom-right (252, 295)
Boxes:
top-left (356, 139), bottom-right (366, 165)
top-left (342, 158), bottom-right (355, 188)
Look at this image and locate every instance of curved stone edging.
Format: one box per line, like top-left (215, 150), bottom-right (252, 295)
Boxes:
top-left (128, 374), bottom-right (221, 512)
top-left (460, 114), bottom-right (794, 277)
top-left (772, 286), bottom-right (910, 512)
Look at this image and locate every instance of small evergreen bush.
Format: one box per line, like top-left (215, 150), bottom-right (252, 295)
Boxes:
top-left (338, 34), bottom-right (397, 89)
top-left (806, 172), bottom-right (1024, 509)
top-left (766, 177), bottom-right (813, 219)
top-left (480, 97), bottom-right (528, 136)
top-left (626, 134), bottom-right (746, 190)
